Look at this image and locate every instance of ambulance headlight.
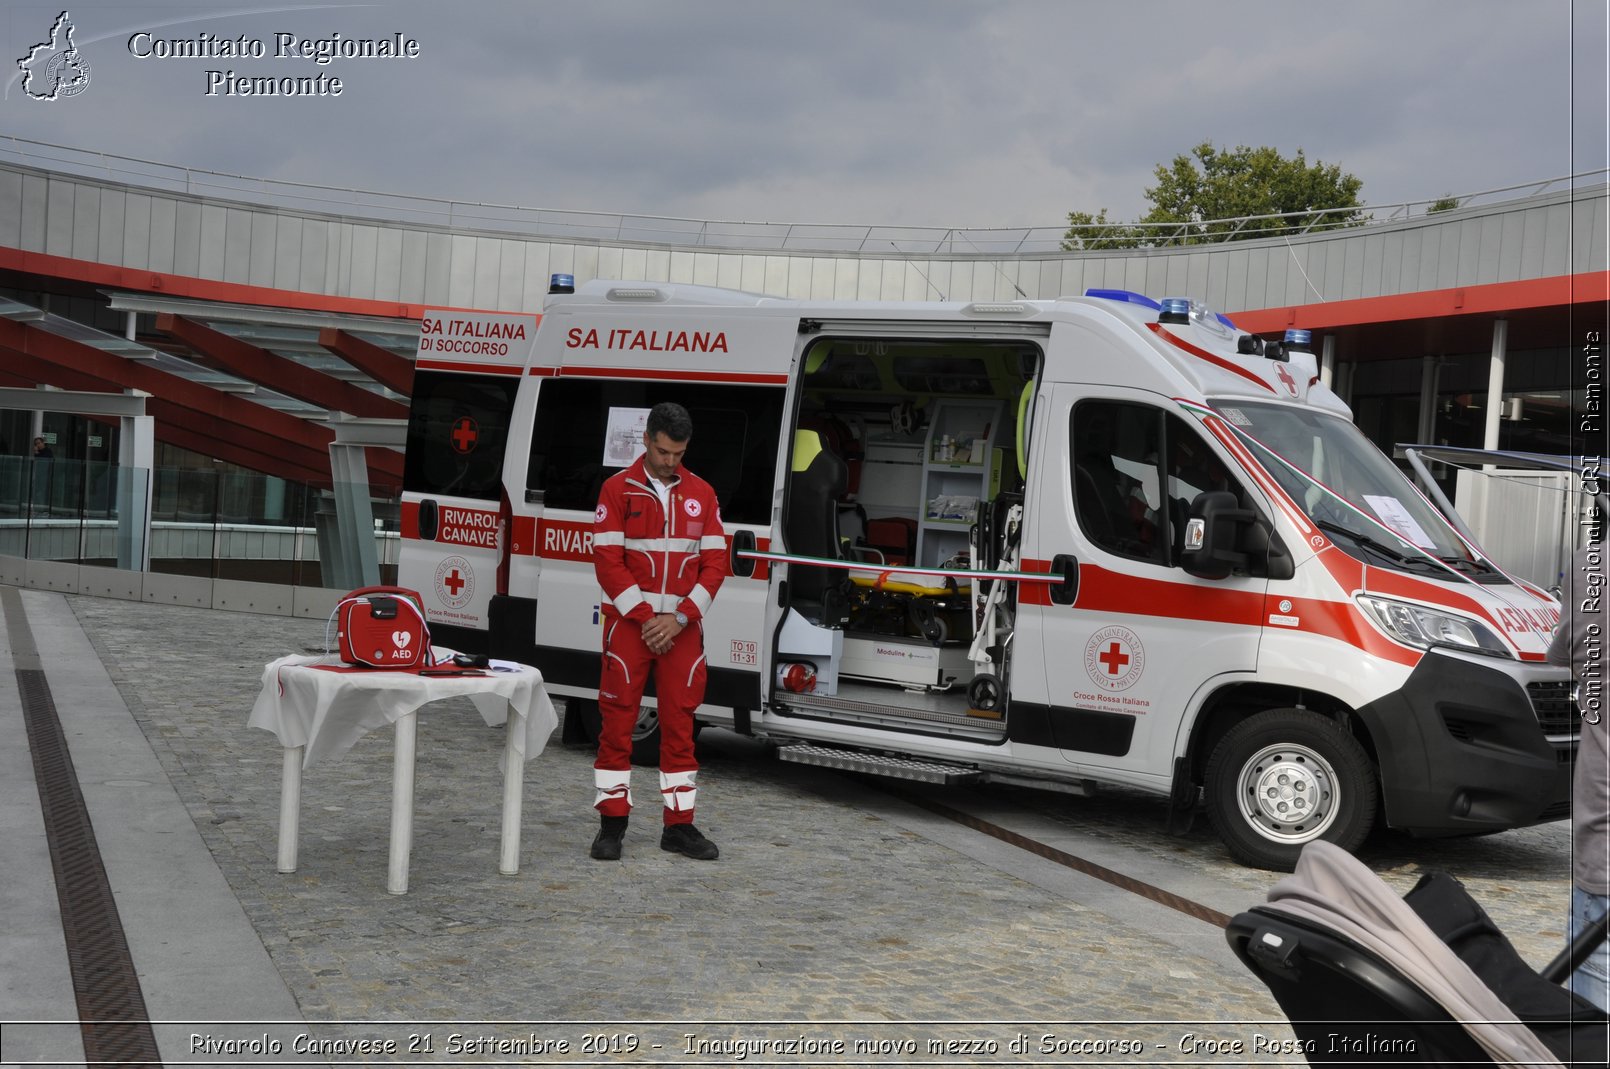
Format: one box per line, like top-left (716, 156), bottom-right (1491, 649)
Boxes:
top-left (1356, 595), bottom-right (1512, 658)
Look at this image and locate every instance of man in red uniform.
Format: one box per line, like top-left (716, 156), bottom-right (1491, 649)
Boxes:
top-left (589, 402), bottom-right (727, 860)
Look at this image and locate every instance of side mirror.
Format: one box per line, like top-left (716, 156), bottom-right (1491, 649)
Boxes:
top-left (730, 529), bottom-right (757, 578)
top-left (1180, 491), bottom-right (1256, 580)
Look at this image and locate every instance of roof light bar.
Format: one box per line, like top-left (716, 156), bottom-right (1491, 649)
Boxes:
top-left (548, 273), bottom-right (575, 294)
top-left (965, 302), bottom-right (1028, 315)
top-left (1085, 288), bottom-right (1161, 310)
top-left (607, 287), bottom-right (668, 301)
top-left (1283, 328), bottom-right (1313, 353)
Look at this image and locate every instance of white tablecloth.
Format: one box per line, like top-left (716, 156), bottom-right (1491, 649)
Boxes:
top-left (248, 652), bottom-right (557, 769)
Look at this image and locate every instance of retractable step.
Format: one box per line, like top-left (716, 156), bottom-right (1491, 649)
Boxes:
top-left (776, 743), bottom-right (983, 785)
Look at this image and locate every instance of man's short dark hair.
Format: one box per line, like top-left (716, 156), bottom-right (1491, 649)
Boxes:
top-left (646, 402), bottom-right (693, 443)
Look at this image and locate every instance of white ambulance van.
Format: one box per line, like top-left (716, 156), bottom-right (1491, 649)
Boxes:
top-left (400, 278), bottom-right (1575, 869)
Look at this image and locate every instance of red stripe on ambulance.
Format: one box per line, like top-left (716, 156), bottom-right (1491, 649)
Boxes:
top-left (539, 518), bottom-right (595, 562)
top-left (1019, 558), bottom-right (1421, 667)
top-left (398, 501), bottom-right (500, 548)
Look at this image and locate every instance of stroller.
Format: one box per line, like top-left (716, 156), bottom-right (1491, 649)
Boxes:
top-left (1228, 842), bottom-right (1608, 1067)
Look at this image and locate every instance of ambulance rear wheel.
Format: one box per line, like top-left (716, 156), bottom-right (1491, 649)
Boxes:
top-left (1204, 708), bottom-right (1377, 872)
top-left (574, 699), bottom-right (666, 767)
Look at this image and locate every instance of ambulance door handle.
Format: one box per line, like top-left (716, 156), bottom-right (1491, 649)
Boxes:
top-left (730, 529), bottom-right (757, 578)
top-left (418, 499), bottom-right (439, 541)
top-left (1049, 553), bottom-right (1080, 605)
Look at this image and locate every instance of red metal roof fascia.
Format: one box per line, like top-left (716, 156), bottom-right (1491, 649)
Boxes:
top-left (317, 327), bottom-right (415, 395)
top-left (1, 346), bottom-right (128, 394)
top-left (144, 398), bottom-right (337, 485)
top-left (0, 245), bottom-right (432, 321)
top-left (2, 315), bottom-right (324, 434)
top-left (1230, 271), bottom-right (1610, 334)
top-left (0, 347), bottom-right (331, 481)
top-left (150, 416), bottom-right (332, 486)
top-left (0, 316), bottom-right (402, 484)
top-left (156, 313), bottom-right (407, 420)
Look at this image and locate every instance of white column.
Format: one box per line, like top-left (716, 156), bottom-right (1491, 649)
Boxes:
top-left (1483, 319), bottom-right (1508, 451)
top-left (1319, 335), bottom-right (1337, 389)
top-left (1417, 356), bottom-right (1441, 444)
top-left (118, 394), bottom-right (154, 571)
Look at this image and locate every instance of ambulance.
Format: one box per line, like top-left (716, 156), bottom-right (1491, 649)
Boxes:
top-left (399, 277), bottom-right (1576, 869)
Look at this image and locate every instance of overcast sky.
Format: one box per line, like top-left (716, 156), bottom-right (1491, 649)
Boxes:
top-left (3, 0), bottom-right (1607, 231)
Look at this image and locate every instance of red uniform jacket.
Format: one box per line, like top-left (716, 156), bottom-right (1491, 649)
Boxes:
top-left (593, 457), bottom-right (728, 626)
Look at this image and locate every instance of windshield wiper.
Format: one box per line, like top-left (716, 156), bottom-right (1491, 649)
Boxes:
top-left (1437, 554), bottom-right (1493, 575)
top-left (1316, 520), bottom-right (1441, 572)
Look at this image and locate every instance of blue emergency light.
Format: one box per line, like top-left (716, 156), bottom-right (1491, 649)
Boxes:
top-left (1084, 288), bottom-right (1161, 310)
top-left (1283, 328), bottom-right (1313, 352)
top-left (1158, 297), bottom-right (1191, 324)
top-left (549, 273), bottom-right (575, 294)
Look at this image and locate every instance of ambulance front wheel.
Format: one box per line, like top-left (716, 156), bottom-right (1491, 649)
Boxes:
top-left (1204, 708), bottom-right (1378, 872)
top-left (573, 698), bottom-right (666, 767)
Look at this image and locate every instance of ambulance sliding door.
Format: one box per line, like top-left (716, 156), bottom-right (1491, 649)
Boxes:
top-left (1022, 384), bottom-right (1267, 782)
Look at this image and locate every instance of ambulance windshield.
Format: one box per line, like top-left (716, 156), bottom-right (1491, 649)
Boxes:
top-left (1213, 401), bottom-right (1480, 572)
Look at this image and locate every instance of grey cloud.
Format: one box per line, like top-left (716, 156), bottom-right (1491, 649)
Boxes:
top-left (0, 0), bottom-right (1599, 231)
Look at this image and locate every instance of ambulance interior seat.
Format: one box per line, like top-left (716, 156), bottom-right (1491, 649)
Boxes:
top-left (1074, 452), bottom-right (1134, 552)
top-left (836, 502), bottom-right (885, 564)
top-left (786, 430), bottom-right (853, 626)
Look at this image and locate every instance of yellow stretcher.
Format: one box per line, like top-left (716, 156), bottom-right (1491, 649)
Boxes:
top-left (848, 570), bottom-right (971, 598)
top-left (845, 568), bottom-right (972, 645)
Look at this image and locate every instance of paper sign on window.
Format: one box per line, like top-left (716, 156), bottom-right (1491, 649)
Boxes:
top-left (604, 407), bottom-right (650, 468)
top-left (1362, 495), bottom-right (1436, 549)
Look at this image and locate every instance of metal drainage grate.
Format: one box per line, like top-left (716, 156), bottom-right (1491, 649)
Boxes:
top-left (8, 587), bottom-right (162, 1068)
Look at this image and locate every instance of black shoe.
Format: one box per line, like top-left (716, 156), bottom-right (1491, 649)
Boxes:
top-left (590, 815), bottom-right (627, 860)
top-left (660, 822), bottom-right (718, 860)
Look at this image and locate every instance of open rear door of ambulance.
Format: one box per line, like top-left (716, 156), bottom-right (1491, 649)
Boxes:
top-left (521, 285), bottom-right (797, 734)
top-left (399, 309), bottom-right (542, 654)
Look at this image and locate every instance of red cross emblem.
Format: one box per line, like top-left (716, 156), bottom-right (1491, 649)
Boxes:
top-left (443, 568), bottom-right (466, 596)
top-left (1097, 642), bottom-right (1130, 676)
top-left (1084, 624), bottom-right (1145, 692)
top-left (1274, 363), bottom-right (1299, 396)
top-left (450, 417), bottom-right (479, 454)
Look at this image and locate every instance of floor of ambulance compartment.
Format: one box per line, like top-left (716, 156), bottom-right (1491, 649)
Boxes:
top-left (777, 675), bottom-right (1007, 742)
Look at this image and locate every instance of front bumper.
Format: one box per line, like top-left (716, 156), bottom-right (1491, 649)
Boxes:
top-left (1357, 650), bottom-right (1575, 836)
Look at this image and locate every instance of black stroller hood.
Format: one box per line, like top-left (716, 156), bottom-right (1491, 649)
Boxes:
top-left (1228, 841), bottom-right (1607, 1067)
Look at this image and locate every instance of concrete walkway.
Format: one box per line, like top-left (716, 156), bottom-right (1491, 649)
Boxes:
top-left (0, 586), bottom-right (1588, 1066)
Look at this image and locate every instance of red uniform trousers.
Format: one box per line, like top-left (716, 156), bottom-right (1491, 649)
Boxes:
top-left (594, 615), bottom-right (706, 825)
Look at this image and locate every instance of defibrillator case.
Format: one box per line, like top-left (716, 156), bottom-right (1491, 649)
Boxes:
top-left (336, 586), bottom-right (433, 669)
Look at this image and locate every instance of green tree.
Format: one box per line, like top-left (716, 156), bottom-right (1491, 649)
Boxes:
top-left (1059, 208), bottom-right (1144, 251)
top-left (1426, 195), bottom-right (1461, 214)
top-left (1062, 142), bottom-right (1366, 249)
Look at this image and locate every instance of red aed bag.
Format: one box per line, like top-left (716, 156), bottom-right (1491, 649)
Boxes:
top-left (335, 586), bottom-right (433, 669)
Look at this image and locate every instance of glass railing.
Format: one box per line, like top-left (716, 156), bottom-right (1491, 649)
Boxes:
top-left (0, 457), bottom-right (401, 588)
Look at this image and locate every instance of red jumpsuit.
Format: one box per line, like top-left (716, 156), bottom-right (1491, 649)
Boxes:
top-left (591, 456), bottom-right (727, 825)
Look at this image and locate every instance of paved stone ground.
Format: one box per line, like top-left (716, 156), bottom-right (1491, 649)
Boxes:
top-left (54, 594), bottom-right (1585, 1064)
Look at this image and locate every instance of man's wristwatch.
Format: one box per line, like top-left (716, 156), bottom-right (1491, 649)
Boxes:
top-left (673, 611), bottom-right (689, 627)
